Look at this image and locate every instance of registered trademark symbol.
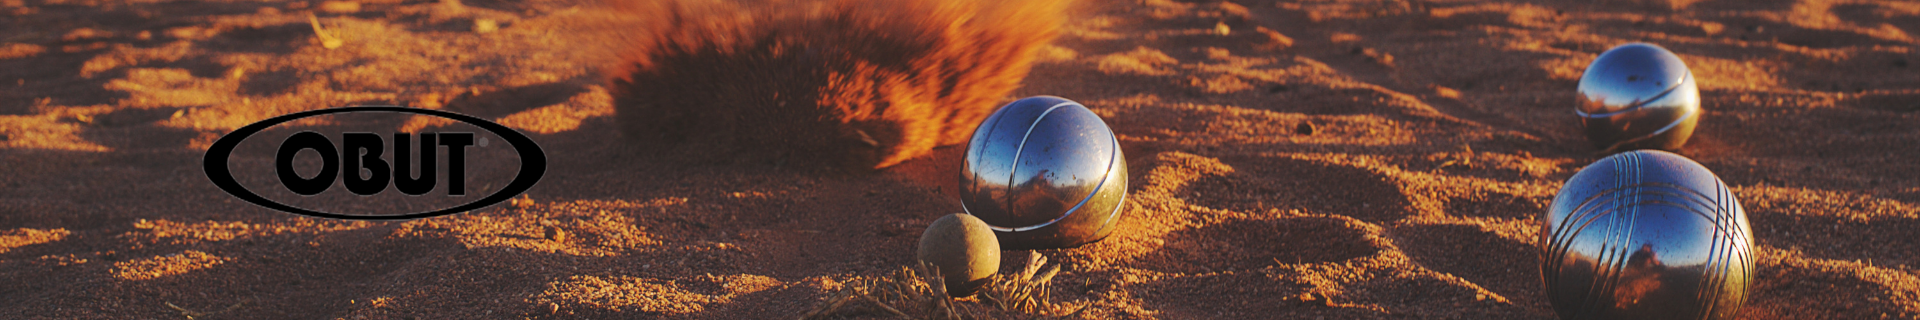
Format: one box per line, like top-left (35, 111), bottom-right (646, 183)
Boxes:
top-left (479, 137), bottom-right (489, 147)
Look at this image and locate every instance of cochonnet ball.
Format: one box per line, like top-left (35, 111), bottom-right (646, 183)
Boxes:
top-left (916, 213), bottom-right (1000, 296)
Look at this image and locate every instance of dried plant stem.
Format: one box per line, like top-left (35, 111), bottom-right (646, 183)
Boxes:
top-left (803, 252), bottom-right (1094, 319)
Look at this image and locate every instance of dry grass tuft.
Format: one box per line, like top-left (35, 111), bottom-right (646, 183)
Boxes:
top-left (802, 252), bottom-right (1092, 319)
top-left (306, 13), bottom-right (344, 49)
top-left (604, 0), bottom-right (1068, 169)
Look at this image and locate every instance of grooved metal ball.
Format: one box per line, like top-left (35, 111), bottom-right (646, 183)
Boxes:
top-left (1576, 43), bottom-right (1702, 154)
top-left (1541, 150), bottom-right (1753, 320)
top-left (959, 96), bottom-right (1128, 250)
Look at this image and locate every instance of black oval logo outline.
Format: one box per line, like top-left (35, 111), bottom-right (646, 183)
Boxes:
top-left (203, 105), bottom-right (547, 220)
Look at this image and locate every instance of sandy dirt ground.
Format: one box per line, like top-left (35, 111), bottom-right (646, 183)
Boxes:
top-left (4, 0), bottom-right (1920, 318)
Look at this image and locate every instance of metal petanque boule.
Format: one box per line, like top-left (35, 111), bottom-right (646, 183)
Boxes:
top-left (1576, 43), bottom-right (1702, 154)
top-left (958, 96), bottom-right (1128, 250)
top-left (1540, 150), bottom-right (1753, 320)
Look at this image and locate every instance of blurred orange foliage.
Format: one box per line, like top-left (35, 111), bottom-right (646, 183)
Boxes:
top-left (605, 0), bottom-right (1069, 169)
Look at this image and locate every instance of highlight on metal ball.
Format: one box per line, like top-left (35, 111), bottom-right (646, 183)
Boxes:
top-left (1540, 150), bottom-right (1753, 320)
top-left (958, 95), bottom-right (1128, 250)
top-left (1576, 43), bottom-right (1702, 154)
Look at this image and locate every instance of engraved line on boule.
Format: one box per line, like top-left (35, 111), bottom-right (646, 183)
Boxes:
top-left (1544, 152), bottom-right (1755, 318)
top-left (996, 134), bottom-right (1118, 232)
top-left (1556, 184), bottom-right (1747, 260)
top-left (963, 98), bottom-right (1019, 219)
top-left (991, 101), bottom-right (1086, 232)
top-left (1546, 183), bottom-right (1626, 288)
top-left (1700, 180), bottom-right (1750, 318)
top-left (1602, 152), bottom-right (1642, 315)
top-left (1580, 73), bottom-right (1700, 153)
top-left (1575, 71), bottom-right (1694, 118)
top-left (1549, 183), bottom-right (1750, 317)
top-left (1091, 132), bottom-right (1128, 232)
top-left (1598, 105), bottom-right (1701, 153)
top-left (1552, 187), bottom-right (1628, 314)
top-left (1558, 190), bottom-right (1636, 315)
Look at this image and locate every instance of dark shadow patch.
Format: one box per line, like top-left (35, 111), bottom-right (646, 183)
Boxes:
top-left (1686, 0), bottom-right (1799, 12)
top-left (1846, 91), bottom-right (1920, 113)
top-left (1265, 87), bottom-right (1424, 116)
top-left (1443, 189), bottom-right (1547, 219)
top-left (443, 82), bottom-right (589, 119)
top-left (0, 51), bottom-right (129, 115)
top-left (76, 117), bottom-right (202, 152)
top-left (1179, 155), bottom-right (1414, 222)
top-left (238, 68), bottom-right (302, 96)
top-left (1687, 99), bottom-right (1920, 192)
top-left (1410, 10), bottom-right (1516, 32)
top-left (1138, 217), bottom-right (1383, 273)
top-left (202, 23), bottom-right (311, 54)
top-left (89, 106), bottom-right (187, 128)
top-left (1580, 17), bottom-right (1723, 39)
top-left (0, 222), bottom-right (472, 319)
top-left (1710, 17), bottom-right (1903, 49)
top-left (1548, 41), bottom-right (1596, 53)
top-left (455, 0), bottom-right (570, 14)
top-left (1360, 275), bottom-right (1545, 318)
top-left (1746, 254), bottom-right (1918, 318)
top-left (1136, 271), bottom-right (1387, 318)
top-left (1749, 212), bottom-right (1920, 270)
top-left (1831, 3), bottom-right (1920, 42)
top-left (1392, 223), bottom-right (1539, 305)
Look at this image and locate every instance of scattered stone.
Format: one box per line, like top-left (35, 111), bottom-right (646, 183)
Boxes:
top-left (319, 1), bottom-right (360, 13)
top-left (915, 213), bottom-right (999, 297)
top-left (473, 19), bottom-right (498, 34)
top-left (510, 194), bottom-right (534, 208)
top-left (61, 28), bottom-right (107, 41)
top-left (1432, 85), bottom-right (1461, 99)
top-left (166, 26), bottom-right (205, 40)
top-left (1357, 47), bottom-right (1394, 67)
top-left (1256, 26), bottom-right (1293, 50)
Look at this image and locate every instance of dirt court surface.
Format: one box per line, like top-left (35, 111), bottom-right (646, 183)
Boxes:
top-left (4, 0), bottom-right (1919, 318)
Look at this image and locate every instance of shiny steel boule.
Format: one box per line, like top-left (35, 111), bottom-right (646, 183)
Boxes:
top-left (1541, 150), bottom-right (1753, 320)
top-left (959, 96), bottom-right (1127, 250)
top-left (1577, 43), bottom-right (1702, 153)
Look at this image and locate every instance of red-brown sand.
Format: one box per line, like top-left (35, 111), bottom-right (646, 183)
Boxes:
top-left (3, 0), bottom-right (1918, 318)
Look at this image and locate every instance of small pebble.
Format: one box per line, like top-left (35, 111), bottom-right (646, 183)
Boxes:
top-left (319, 1), bottom-right (360, 13)
top-left (473, 19), bottom-right (498, 34)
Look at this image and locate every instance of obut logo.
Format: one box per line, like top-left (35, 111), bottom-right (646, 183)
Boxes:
top-left (204, 106), bottom-right (546, 220)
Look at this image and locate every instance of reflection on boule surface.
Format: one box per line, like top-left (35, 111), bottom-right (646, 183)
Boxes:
top-left (1541, 150), bottom-right (1753, 320)
top-left (1576, 43), bottom-right (1702, 154)
top-left (959, 96), bottom-right (1128, 250)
